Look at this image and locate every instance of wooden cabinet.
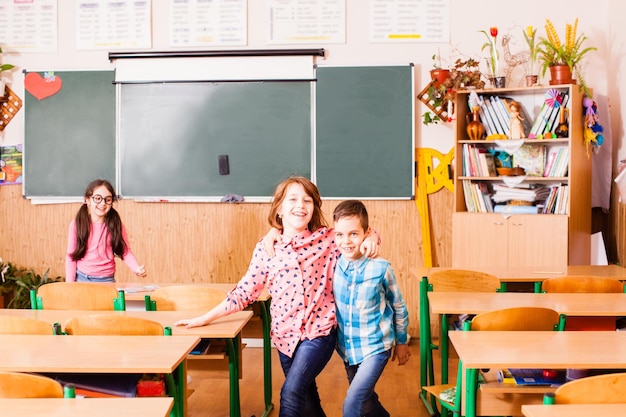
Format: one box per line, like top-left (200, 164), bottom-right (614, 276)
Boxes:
top-left (451, 85), bottom-right (591, 269)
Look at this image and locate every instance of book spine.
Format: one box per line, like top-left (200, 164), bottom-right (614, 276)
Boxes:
top-left (491, 96), bottom-right (511, 136)
top-left (543, 150), bottom-right (557, 177)
top-left (479, 96), bottom-right (499, 135)
top-left (530, 102), bottom-right (550, 137)
top-left (484, 97), bottom-right (505, 134)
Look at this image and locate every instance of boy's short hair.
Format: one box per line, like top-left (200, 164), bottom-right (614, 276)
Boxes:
top-left (333, 200), bottom-right (369, 231)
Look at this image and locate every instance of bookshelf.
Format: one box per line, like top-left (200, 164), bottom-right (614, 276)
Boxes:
top-left (452, 85), bottom-right (591, 269)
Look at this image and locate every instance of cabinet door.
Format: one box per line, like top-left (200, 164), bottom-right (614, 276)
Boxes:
top-left (507, 214), bottom-right (568, 269)
top-left (452, 213), bottom-right (508, 268)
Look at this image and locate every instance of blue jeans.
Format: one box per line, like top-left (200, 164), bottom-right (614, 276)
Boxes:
top-left (277, 329), bottom-right (337, 417)
top-left (76, 270), bottom-right (115, 283)
top-left (343, 349), bottom-right (391, 417)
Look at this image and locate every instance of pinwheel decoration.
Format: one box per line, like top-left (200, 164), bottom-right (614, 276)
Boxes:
top-left (582, 96), bottom-right (604, 156)
top-left (542, 88), bottom-right (563, 138)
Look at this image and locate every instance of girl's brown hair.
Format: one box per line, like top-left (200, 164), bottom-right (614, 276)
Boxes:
top-left (267, 176), bottom-right (328, 232)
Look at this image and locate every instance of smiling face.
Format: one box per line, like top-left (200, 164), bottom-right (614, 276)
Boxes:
top-left (85, 184), bottom-right (113, 223)
top-left (333, 214), bottom-right (368, 261)
top-left (277, 183), bottom-right (314, 237)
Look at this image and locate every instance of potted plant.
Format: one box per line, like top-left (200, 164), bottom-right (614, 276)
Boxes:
top-left (421, 58), bottom-right (486, 126)
top-left (523, 25), bottom-right (539, 86)
top-left (480, 26), bottom-right (505, 88)
top-left (537, 18), bottom-right (596, 93)
top-left (0, 257), bottom-right (63, 308)
top-left (0, 46), bottom-right (15, 97)
top-left (429, 49), bottom-right (450, 87)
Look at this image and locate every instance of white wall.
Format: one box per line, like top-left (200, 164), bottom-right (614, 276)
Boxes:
top-left (1, 0), bottom-right (621, 162)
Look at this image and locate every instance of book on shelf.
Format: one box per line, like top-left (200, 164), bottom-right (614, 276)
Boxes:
top-left (499, 369), bottom-right (565, 386)
top-left (489, 96), bottom-right (510, 136)
top-left (512, 144), bottom-right (546, 177)
top-left (483, 96), bottom-right (506, 135)
top-left (545, 146), bottom-right (569, 177)
top-left (477, 104), bottom-right (494, 136)
top-left (478, 95), bottom-right (499, 135)
top-left (494, 204), bottom-right (539, 214)
top-left (529, 101), bottom-right (551, 137)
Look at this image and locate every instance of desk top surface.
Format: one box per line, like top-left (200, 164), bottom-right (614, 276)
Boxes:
top-left (522, 403), bottom-right (626, 417)
top-left (0, 309), bottom-right (253, 339)
top-left (0, 334), bottom-right (199, 373)
top-left (449, 331), bottom-right (626, 369)
top-left (114, 282), bottom-right (271, 301)
top-left (1, 397), bottom-right (174, 417)
top-left (419, 265), bottom-right (626, 282)
top-left (428, 292), bottom-right (626, 316)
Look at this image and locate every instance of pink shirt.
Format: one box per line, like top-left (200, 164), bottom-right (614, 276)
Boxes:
top-left (65, 220), bottom-right (140, 280)
top-left (224, 227), bottom-right (338, 357)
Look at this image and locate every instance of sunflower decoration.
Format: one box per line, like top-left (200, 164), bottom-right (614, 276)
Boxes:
top-left (582, 95), bottom-right (604, 156)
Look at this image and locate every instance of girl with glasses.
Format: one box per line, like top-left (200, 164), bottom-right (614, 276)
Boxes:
top-left (65, 179), bottom-right (146, 282)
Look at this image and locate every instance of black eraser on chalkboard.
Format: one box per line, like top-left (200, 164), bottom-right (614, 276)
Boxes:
top-left (218, 155), bottom-right (229, 175)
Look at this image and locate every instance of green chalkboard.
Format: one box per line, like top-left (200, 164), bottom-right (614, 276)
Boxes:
top-left (24, 71), bottom-right (115, 197)
top-left (118, 81), bottom-right (311, 198)
top-left (315, 65), bottom-right (414, 198)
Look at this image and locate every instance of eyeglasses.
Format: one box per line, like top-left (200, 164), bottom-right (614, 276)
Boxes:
top-left (91, 194), bottom-right (114, 205)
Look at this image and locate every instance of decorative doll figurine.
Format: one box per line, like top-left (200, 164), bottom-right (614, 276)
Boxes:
top-left (509, 101), bottom-right (525, 140)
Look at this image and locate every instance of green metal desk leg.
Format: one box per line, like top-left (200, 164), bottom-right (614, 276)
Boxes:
top-left (418, 277), bottom-right (439, 417)
top-left (440, 313), bottom-right (449, 384)
top-left (165, 363), bottom-right (185, 417)
top-left (465, 367), bottom-right (479, 417)
top-left (226, 336), bottom-right (242, 417)
top-left (258, 298), bottom-right (275, 417)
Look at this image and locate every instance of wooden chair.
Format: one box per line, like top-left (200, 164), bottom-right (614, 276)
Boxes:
top-left (63, 313), bottom-right (165, 336)
top-left (144, 285), bottom-right (226, 311)
top-left (419, 269), bottom-right (502, 416)
top-left (0, 371), bottom-right (64, 398)
top-left (0, 315), bottom-right (56, 335)
top-left (424, 307), bottom-right (565, 417)
top-left (33, 282), bottom-right (125, 310)
top-left (541, 275), bottom-right (624, 330)
top-left (550, 372), bottom-right (626, 404)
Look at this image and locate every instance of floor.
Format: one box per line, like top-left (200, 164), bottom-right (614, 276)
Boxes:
top-left (187, 339), bottom-right (430, 417)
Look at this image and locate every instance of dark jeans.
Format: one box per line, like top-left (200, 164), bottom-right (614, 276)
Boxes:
top-left (344, 350), bottom-right (391, 417)
top-left (277, 329), bottom-right (337, 417)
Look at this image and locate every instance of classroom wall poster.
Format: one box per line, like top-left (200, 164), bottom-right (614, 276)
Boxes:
top-left (0, 144), bottom-right (22, 185)
top-left (267, 0), bottom-right (346, 44)
top-left (169, 0), bottom-right (247, 47)
top-left (369, 0), bottom-right (450, 43)
top-left (0, 0), bottom-right (58, 53)
top-left (76, 0), bottom-right (151, 50)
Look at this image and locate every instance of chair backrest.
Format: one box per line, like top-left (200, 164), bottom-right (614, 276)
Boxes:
top-left (147, 285), bottom-right (226, 311)
top-left (554, 372), bottom-right (626, 404)
top-left (35, 282), bottom-right (121, 310)
top-left (541, 275), bottom-right (624, 293)
top-left (428, 269), bottom-right (502, 292)
top-left (0, 371), bottom-right (64, 398)
top-left (64, 313), bottom-right (165, 335)
top-left (0, 315), bottom-right (55, 335)
top-left (469, 307), bottom-right (564, 331)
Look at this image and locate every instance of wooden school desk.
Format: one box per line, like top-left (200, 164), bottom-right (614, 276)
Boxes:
top-left (419, 264), bottom-right (626, 292)
top-left (1, 397), bottom-right (174, 417)
top-left (420, 290), bottom-right (626, 405)
top-left (0, 334), bottom-right (198, 417)
top-left (522, 403), bottom-right (626, 417)
top-left (0, 309), bottom-right (252, 417)
top-left (115, 282), bottom-right (274, 417)
top-left (449, 331), bottom-right (626, 417)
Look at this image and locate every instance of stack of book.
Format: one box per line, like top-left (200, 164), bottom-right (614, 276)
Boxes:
top-left (542, 184), bottom-right (569, 214)
top-left (462, 179), bottom-right (494, 213)
top-left (476, 95), bottom-right (532, 138)
top-left (543, 146), bottom-right (570, 177)
top-left (492, 184), bottom-right (551, 204)
top-left (462, 144), bottom-right (497, 177)
top-left (529, 92), bottom-right (570, 137)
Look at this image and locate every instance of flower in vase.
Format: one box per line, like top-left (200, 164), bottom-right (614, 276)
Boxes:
top-left (480, 26), bottom-right (500, 78)
top-left (523, 25), bottom-right (538, 75)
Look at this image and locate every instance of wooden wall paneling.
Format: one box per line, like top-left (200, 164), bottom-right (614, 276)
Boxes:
top-left (0, 184), bottom-right (458, 337)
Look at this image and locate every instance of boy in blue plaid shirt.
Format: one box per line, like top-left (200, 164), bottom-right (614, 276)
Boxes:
top-left (332, 200), bottom-right (410, 417)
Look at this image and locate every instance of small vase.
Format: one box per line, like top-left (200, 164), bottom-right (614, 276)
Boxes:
top-left (466, 108), bottom-right (484, 141)
top-left (525, 75), bottom-right (538, 87)
top-left (549, 65), bottom-right (574, 85)
top-left (491, 76), bottom-right (506, 89)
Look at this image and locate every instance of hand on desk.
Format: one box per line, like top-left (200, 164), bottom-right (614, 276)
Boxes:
top-left (392, 344), bottom-right (411, 366)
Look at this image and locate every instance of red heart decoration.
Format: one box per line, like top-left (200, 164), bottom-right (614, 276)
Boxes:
top-left (24, 72), bottom-right (63, 100)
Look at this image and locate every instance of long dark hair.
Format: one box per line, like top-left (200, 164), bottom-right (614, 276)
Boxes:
top-left (70, 179), bottom-right (127, 261)
top-left (267, 176), bottom-right (328, 232)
